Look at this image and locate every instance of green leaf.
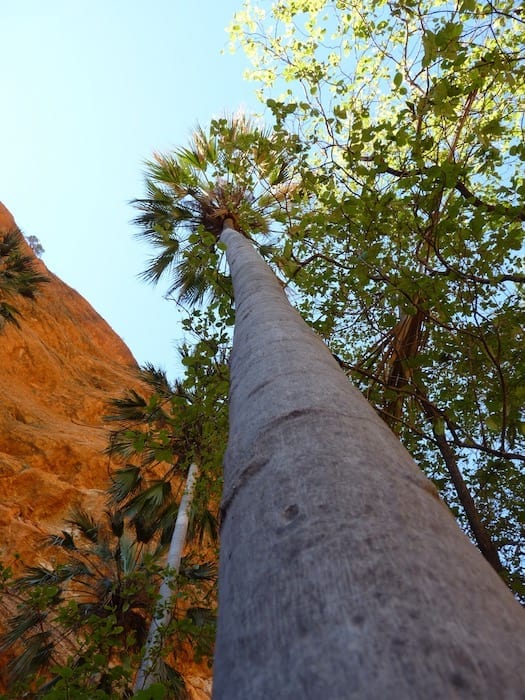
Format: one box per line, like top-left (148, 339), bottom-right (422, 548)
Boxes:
top-left (485, 415), bottom-right (500, 432)
top-left (433, 417), bottom-right (445, 437)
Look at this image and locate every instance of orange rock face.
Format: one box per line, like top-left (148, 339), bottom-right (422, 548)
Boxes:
top-left (0, 202), bottom-right (141, 565)
top-left (0, 203), bottom-right (212, 698)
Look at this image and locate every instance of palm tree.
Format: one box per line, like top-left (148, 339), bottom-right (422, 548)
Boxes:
top-left (0, 506), bottom-right (212, 698)
top-left (0, 508), bottom-right (160, 695)
top-left (132, 115), bottom-right (300, 306)
top-left (0, 228), bottom-right (48, 328)
top-left (105, 363), bottom-right (220, 691)
top-left (134, 119), bottom-right (525, 699)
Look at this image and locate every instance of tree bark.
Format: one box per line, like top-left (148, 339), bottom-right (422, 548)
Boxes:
top-left (135, 461), bottom-right (199, 691)
top-left (213, 226), bottom-right (525, 699)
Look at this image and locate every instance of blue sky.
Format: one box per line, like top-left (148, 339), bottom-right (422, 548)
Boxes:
top-left (0, 1), bottom-right (260, 380)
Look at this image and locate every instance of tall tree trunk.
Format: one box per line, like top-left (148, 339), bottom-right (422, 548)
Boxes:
top-left (134, 462), bottom-right (199, 691)
top-left (214, 225), bottom-right (525, 699)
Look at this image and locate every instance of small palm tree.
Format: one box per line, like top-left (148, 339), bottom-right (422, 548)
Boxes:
top-left (105, 361), bottom-right (222, 547)
top-left (0, 508), bottom-right (156, 694)
top-left (105, 362), bottom-right (222, 691)
top-left (0, 228), bottom-right (48, 327)
top-left (0, 507), bottom-right (214, 698)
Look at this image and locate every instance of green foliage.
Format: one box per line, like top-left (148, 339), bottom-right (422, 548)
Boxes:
top-left (0, 506), bottom-right (215, 697)
top-left (25, 234), bottom-right (45, 258)
top-left (227, 0), bottom-right (525, 593)
top-left (0, 355), bottom-right (222, 697)
top-left (0, 228), bottom-right (48, 328)
top-left (105, 356), bottom-right (225, 548)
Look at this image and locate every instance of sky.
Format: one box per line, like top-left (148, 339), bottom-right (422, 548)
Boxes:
top-left (0, 1), bottom-right (261, 380)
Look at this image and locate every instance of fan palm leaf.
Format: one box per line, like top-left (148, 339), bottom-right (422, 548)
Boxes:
top-left (109, 465), bottom-right (143, 504)
top-left (139, 363), bottom-right (173, 397)
top-left (66, 508), bottom-right (100, 544)
top-left (124, 480), bottom-right (172, 521)
top-left (0, 229), bottom-right (48, 329)
top-left (132, 115), bottom-right (300, 305)
top-left (7, 632), bottom-right (53, 681)
top-left (0, 610), bottom-right (47, 650)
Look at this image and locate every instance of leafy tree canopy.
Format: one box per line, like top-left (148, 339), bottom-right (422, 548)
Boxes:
top-left (228, 0), bottom-right (525, 593)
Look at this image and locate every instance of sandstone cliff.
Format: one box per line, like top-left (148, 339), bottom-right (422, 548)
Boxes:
top-left (0, 203), bottom-right (212, 699)
top-left (0, 202), bottom-right (141, 565)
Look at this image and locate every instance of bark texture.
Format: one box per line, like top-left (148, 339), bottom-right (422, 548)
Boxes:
top-left (213, 227), bottom-right (525, 699)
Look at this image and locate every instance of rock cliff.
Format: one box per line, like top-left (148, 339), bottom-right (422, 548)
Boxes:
top-left (0, 202), bottom-right (140, 565)
top-left (0, 203), bottom-right (212, 699)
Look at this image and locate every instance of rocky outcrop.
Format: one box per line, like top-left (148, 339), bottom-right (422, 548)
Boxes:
top-left (0, 202), bottom-right (140, 565)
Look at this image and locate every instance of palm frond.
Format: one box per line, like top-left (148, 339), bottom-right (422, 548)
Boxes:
top-left (140, 243), bottom-right (183, 287)
top-left (104, 389), bottom-right (149, 423)
top-left (45, 530), bottom-right (77, 549)
top-left (0, 610), bottom-right (47, 651)
top-left (13, 565), bottom-right (64, 590)
top-left (171, 257), bottom-right (214, 306)
top-left (16, 560), bottom-right (93, 590)
top-left (0, 301), bottom-right (21, 328)
top-left (124, 480), bottom-right (172, 521)
top-left (66, 508), bottom-right (99, 544)
top-left (132, 515), bottom-right (158, 544)
top-left (107, 509), bottom-right (124, 538)
top-left (108, 466), bottom-right (143, 503)
top-left (7, 631), bottom-right (54, 682)
top-left (56, 560), bottom-right (94, 581)
top-left (180, 560), bottom-right (217, 581)
top-left (155, 501), bottom-right (180, 547)
top-left (188, 506), bottom-right (219, 545)
top-left (116, 535), bottom-right (140, 576)
top-left (0, 229), bottom-right (49, 299)
top-left (139, 363), bottom-right (173, 396)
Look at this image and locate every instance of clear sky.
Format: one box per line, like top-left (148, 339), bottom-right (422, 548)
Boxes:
top-left (0, 1), bottom-right (260, 380)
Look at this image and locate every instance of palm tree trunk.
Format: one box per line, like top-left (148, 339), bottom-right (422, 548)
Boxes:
top-left (134, 461), bottom-right (199, 691)
top-left (214, 225), bottom-right (525, 699)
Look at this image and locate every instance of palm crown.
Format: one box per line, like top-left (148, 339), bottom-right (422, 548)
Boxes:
top-left (0, 229), bottom-right (48, 327)
top-left (132, 115), bottom-right (300, 304)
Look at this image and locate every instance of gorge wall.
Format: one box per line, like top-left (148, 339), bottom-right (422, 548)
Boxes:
top-left (0, 202), bottom-right (140, 566)
top-left (0, 203), bottom-right (211, 699)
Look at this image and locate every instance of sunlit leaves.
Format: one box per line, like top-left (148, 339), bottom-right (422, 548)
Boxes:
top-left (230, 0), bottom-right (525, 592)
top-left (132, 115), bottom-right (305, 308)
